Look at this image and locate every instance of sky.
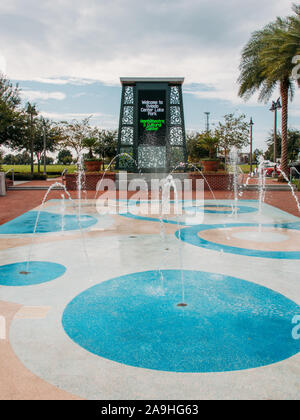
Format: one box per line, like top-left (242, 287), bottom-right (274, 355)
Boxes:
top-left (0, 0), bottom-right (299, 153)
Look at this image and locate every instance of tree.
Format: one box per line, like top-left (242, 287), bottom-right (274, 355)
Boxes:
top-left (199, 134), bottom-right (219, 159)
top-left (186, 132), bottom-right (207, 161)
top-left (14, 115), bottom-right (58, 173)
top-left (45, 156), bottom-right (54, 165)
top-left (32, 118), bottom-right (58, 172)
top-left (289, 4), bottom-right (300, 87)
top-left (265, 129), bottom-right (300, 162)
top-left (57, 149), bottom-right (73, 165)
top-left (93, 128), bottom-right (118, 169)
top-left (82, 136), bottom-right (99, 159)
top-left (238, 7), bottom-right (300, 176)
top-left (101, 129), bottom-right (118, 161)
top-left (57, 118), bottom-right (92, 160)
top-left (214, 113), bottom-right (250, 160)
top-left (0, 73), bottom-right (25, 148)
top-left (25, 102), bottom-right (38, 174)
top-left (0, 149), bottom-right (3, 171)
top-left (20, 151), bottom-right (32, 165)
top-left (3, 153), bottom-right (17, 164)
top-left (15, 151), bottom-right (31, 165)
top-left (253, 148), bottom-right (264, 164)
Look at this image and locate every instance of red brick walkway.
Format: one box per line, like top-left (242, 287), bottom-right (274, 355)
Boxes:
top-left (1, 182), bottom-right (300, 225)
top-left (242, 174), bottom-right (291, 185)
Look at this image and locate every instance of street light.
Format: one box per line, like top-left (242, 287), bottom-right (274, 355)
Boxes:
top-left (269, 98), bottom-right (282, 163)
top-left (249, 117), bottom-right (254, 174)
top-left (43, 119), bottom-right (47, 176)
top-left (26, 103), bottom-right (38, 176)
top-left (204, 112), bottom-right (210, 133)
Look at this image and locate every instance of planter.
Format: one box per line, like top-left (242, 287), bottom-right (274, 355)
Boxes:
top-left (200, 160), bottom-right (220, 172)
top-left (84, 160), bottom-right (102, 172)
top-left (65, 172), bottom-right (116, 191)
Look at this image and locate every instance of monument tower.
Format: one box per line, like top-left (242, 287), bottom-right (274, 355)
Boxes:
top-left (117, 77), bottom-right (187, 173)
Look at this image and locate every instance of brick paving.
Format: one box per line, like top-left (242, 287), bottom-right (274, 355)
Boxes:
top-left (1, 178), bottom-right (300, 225)
top-left (0, 177), bottom-right (299, 401)
top-left (242, 174), bottom-right (292, 185)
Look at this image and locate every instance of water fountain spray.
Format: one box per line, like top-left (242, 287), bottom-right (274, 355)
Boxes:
top-left (94, 153), bottom-right (142, 201)
top-left (257, 156), bottom-right (267, 234)
top-left (277, 167), bottom-right (300, 214)
top-left (161, 174), bottom-right (186, 307)
top-left (23, 182), bottom-right (91, 278)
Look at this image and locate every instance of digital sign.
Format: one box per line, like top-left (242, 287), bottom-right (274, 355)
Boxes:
top-left (138, 90), bottom-right (166, 146)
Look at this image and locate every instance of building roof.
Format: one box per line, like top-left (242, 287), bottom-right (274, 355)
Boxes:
top-left (120, 77), bottom-right (184, 85)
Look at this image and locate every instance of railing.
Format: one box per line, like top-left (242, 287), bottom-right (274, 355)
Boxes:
top-left (5, 168), bottom-right (14, 184)
top-left (290, 166), bottom-right (300, 183)
top-left (61, 169), bottom-right (67, 184)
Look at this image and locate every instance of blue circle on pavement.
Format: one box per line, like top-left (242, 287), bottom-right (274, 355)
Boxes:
top-left (62, 270), bottom-right (300, 372)
top-left (176, 222), bottom-right (300, 259)
top-left (0, 261), bottom-right (66, 286)
top-left (184, 204), bottom-right (257, 214)
top-left (0, 211), bottom-right (97, 234)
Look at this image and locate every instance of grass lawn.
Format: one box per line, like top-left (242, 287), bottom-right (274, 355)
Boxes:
top-left (1, 164), bottom-right (77, 174)
top-left (292, 179), bottom-right (300, 191)
top-left (2, 163), bottom-right (257, 176)
top-left (239, 164), bottom-right (258, 173)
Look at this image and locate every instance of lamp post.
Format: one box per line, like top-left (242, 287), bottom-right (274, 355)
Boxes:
top-left (270, 98), bottom-right (282, 163)
top-left (43, 119), bottom-right (47, 176)
top-left (249, 117), bottom-right (254, 174)
top-left (26, 103), bottom-right (37, 176)
top-left (204, 112), bottom-right (210, 133)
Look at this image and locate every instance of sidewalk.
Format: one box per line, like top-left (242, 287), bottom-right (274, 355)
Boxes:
top-left (13, 177), bottom-right (63, 187)
top-left (242, 174), bottom-right (291, 185)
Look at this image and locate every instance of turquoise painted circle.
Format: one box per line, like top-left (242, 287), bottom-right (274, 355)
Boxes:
top-left (0, 211), bottom-right (97, 234)
top-left (120, 201), bottom-right (256, 225)
top-left (62, 270), bottom-right (300, 373)
top-left (0, 261), bottom-right (66, 286)
top-left (184, 204), bottom-right (257, 214)
top-left (176, 222), bottom-right (300, 259)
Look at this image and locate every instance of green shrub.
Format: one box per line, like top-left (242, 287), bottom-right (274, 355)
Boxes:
top-left (6, 172), bottom-right (47, 181)
top-left (292, 179), bottom-right (300, 191)
top-left (84, 158), bottom-right (102, 162)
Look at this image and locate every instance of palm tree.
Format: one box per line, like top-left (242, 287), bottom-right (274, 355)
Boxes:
top-left (82, 137), bottom-right (98, 159)
top-left (199, 134), bottom-right (219, 159)
top-left (238, 7), bottom-right (300, 177)
top-left (289, 4), bottom-right (300, 87)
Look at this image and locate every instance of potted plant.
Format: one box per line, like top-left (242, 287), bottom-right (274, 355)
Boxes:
top-left (82, 137), bottom-right (102, 172)
top-left (199, 135), bottom-right (220, 172)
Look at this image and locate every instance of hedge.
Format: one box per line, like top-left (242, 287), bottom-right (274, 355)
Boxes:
top-left (6, 172), bottom-right (47, 181)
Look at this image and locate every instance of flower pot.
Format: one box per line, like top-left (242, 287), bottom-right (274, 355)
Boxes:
top-left (84, 160), bottom-right (102, 172)
top-left (201, 160), bottom-right (220, 172)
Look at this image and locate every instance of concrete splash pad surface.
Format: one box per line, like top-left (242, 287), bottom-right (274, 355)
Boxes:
top-left (0, 198), bottom-right (300, 399)
top-left (62, 269), bottom-right (300, 373)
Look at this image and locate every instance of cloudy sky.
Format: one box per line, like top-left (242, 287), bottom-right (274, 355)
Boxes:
top-left (0, 0), bottom-right (299, 151)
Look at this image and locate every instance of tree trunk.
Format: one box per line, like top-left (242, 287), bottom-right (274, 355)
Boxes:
top-left (30, 113), bottom-right (34, 176)
top-left (280, 79), bottom-right (289, 178)
top-left (37, 153), bottom-right (41, 174)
